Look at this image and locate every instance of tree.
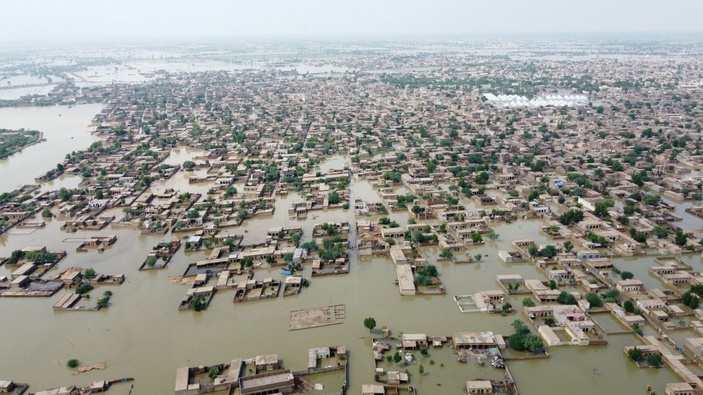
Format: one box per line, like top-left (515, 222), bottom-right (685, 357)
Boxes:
top-left (474, 253), bottom-right (483, 263)
top-left (439, 248), bottom-right (453, 259)
top-left (508, 333), bottom-right (526, 351)
top-left (364, 317), bottom-right (376, 333)
top-left (556, 291), bottom-right (578, 305)
top-left (653, 226), bottom-right (670, 239)
top-left (83, 268), bottom-right (96, 280)
top-left (7, 249), bottom-right (22, 264)
top-left (512, 319), bottom-right (530, 335)
top-left (328, 191), bottom-right (341, 205)
top-left (66, 359), bottom-right (80, 368)
top-left (392, 350), bottom-right (402, 363)
top-left (487, 232), bottom-right (499, 240)
top-left (470, 233), bottom-right (483, 243)
top-left (208, 367), bottom-right (220, 379)
top-left (418, 364), bottom-right (424, 374)
top-left (646, 353), bottom-right (663, 368)
top-left (549, 280), bottom-right (557, 290)
top-left (522, 298), bottom-right (536, 307)
top-left (674, 229), bottom-right (688, 246)
top-left (643, 194), bottom-right (661, 206)
top-left (41, 208), bottom-right (53, 218)
top-left (191, 296), bottom-right (206, 311)
top-left (474, 171), bottom-right (489, 184)
top-left (623, 299), bottom-right (635, 313)
top-left (527, 245), bottom-right (539, 257)
top-left (97, 296), bottom-right (110, 308)
top-left (585, 293), bottom-right (603, 308)
top-left (593, 200), bottom-right (615, 217)
top-left (502, 302), bottom-right (513, 311)
top-left (627, 347), bottom-right (643, 362)
top-left (75, 283), bottom-right (93, 295)
top-left (620, 271), bottom-right (634, 280)
top-left (540, 245), bottom-right (557, 258)
top-left (563, 240), bottom-right (574, 252)
top-left (522, 334), bottom-right (545, 353)
top-left (301, 241), bottom-right (317, 252)
top-left (558, 209), bottom-right (584, 226)
top-left (412, 230), bottom-right (426, 244)
top-left (182, 160), bottom-right (196, 170)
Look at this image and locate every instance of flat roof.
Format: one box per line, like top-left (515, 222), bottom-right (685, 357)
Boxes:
top-left (240, 371), bottom-right (293, 391)
top-left (174, 367), bottom-right (190, 391)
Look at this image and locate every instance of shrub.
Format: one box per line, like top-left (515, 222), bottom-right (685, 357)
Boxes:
top-left (75, 283), bottom-right (93, 295)
top-left (585, 293), bottom-right (603, 308)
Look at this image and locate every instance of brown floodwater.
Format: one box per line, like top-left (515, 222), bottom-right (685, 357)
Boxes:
top-left (0, 124), bottom-right (698, 394)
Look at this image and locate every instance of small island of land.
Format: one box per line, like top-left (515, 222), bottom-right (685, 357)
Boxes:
top-left (0, 128), bottom-right (42, 159)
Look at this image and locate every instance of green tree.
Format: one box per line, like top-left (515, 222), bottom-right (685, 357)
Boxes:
top-left (418, 364), bottom-right (424, 374)
top-left (540, 245), bottom-right (557, 258)
top-left (191, 296), bottom-right (206, 311)
top-left (623, 299), bottom-right (635, 313)
top-left (7, 250), bottom-right (22, 264)
top-left (439, 248), bottom-right (453, 259)
top-left (556, 291), bottom-right (577, 305)
top-left (328, 191), bottom-right (341, 205)
top-left (41, 208), bottom-right (53, 218)
top-left (563, 240), bottom-right (574, 252)
top-left (527, 245), bottom-right (539, 257)
top-left (522, 298), bottom-right (536, 307)
top-left (653, 226), bottom-right (670, 239)
top-left (393, 351), bottom-right (402, 363)
top-left (364, 317), bottom-right (376, 332)
top-left (522, 334), bottom-right (545, 353)
top-left (646, 353), bottom-right (663, 367)
top-left (66, 359), bottom-right (80, 368)
top-left (620, 271), bottom-right (634, 280)
top-left (674, 229), bottom-right (688, 246)
top-left (508, 333), bottom-right (526, 351)
top-left (585, 293), bottom-right (603, 308)
top-left (627, 347), bottom-right (643, 362)
top-left (75, 283), bottom-right (93, 295)
top-left (470, 233), bottom-right (483, 243)
top-left (83, 268), bottom-right (96, 280)
top-left (559, 209), bottom-right (584, 225)
top-left (512, 319), bottom-right (530, 335)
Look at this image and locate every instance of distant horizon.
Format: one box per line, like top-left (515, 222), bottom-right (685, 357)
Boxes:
top-left (3, 0), bottom-right (703, 46)
top-left (5, 31), bottom-right (703, 50)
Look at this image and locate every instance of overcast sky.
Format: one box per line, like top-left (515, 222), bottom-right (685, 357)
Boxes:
top-left (3, 0), bottom-right (703, 44)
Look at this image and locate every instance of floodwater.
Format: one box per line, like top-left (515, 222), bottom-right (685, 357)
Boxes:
top-left (0, 103), bottom-right (102, 193)
top-left (0, 153), bottom-right (699, 393)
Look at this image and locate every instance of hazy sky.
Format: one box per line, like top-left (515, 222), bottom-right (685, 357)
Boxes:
top-left (3, 0), bottom-right (703, 43)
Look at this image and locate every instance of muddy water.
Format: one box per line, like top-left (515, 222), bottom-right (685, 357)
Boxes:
top-left (0, 154), bottom-right (698, 394)
top-left (0, 104), bottom-right (102, 193)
